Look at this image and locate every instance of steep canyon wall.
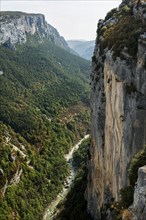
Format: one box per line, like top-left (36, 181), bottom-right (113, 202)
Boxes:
top-left (86, 1), bottom-right (146, 219)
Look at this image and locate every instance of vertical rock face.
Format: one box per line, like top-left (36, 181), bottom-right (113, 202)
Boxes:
top-left (86, 0), bottom-right (146, 219)
top-left (131, 165), bottom-right (146, 220)
top-left (122, 166), bottom-right (146, 220)
top-left (0, 11), bottom-right (69, 50)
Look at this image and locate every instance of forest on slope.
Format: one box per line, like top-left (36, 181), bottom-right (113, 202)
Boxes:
top-left (55, 137), bottom-right (92, 220)
top-left (0, 27), bottom-right (91, 219)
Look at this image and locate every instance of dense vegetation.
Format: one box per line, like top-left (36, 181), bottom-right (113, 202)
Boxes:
top-left (55, 138), bottom-right (92, 220)
top-left (96, 1), bottom-right (146, 60)
top-left (103, 16), bottom-right (146, 59)
top-left (0, 33), bottom-right (90, 219)
top-left (129, 145), bottom-right (146, 186)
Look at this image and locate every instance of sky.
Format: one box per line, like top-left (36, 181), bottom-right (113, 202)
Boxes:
top-left (0, 0), bottom-right (121, 41)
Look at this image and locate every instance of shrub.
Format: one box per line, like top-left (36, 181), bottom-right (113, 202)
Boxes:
top-left (129, 146), bottom-right (146, 186)
top-left (102, 13), bottom-right (146, 59)
top-left (119, 186), bottom-right (134, 209)
top-left (105, 8), bottom-right (117, 21)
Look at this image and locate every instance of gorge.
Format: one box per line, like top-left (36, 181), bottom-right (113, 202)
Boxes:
top-left (0, 0), bottom-right (146, 219)
top-left (43, 134), bottom-right (89, 220)
top-left (0, 11), bottom-right (90, 220)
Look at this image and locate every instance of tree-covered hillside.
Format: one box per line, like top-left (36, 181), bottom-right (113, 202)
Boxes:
top-left (0, 33), bottom-right (90, 220)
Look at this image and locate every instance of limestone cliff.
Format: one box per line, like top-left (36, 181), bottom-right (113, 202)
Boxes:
top-left (0, 11), bottom-right (69, 50)
top-left (86, 0), bottom-right (146, 219)
top-left (123, 166), bottom-right (146, 220)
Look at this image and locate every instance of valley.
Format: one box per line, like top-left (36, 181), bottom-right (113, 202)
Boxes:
top-left (1, 1), bottom-right (146, 219)
top-left (43, 134), bottom-right (89, 220)
top-left (67, 40), bottom-right (95, 60)
top-left (0, 11), bottom-right (90, 220)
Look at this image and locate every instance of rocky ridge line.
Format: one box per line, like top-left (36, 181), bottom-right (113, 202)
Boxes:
top-left (0, 11), bottom-right (69, 50)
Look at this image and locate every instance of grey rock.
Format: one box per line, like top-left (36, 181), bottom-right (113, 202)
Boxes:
top-left (131, 166), bottom-right (146, 220)
top-left (0, 70), bottom-right (3, 75)
top-left (10, 168), bottom-right (23, 185)
top-left (1, 180), bottom-right (8, 198)
top-left (0, 168), bottom-right (4, 176)
top-left (122, 166), bottom-right (146, 220)
top-left (0, 12), bottom-right (69, 50)
top-left (86, 1), bottom-right (146, 219)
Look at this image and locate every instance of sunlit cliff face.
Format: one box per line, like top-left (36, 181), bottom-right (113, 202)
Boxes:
top-left (0, 12), bottom-right (69, 50)
top-left (86, 0), bottom-right (146, 219)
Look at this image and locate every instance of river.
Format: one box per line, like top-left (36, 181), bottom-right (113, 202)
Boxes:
top-left (43, 134), bottom-right (89, 220)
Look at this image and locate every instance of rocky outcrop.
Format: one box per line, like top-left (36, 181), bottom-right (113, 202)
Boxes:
top-left (123, 166), bottom-right (146, 220)
top-left (1, 168), bottom-right (23, 198)
top-left (0, 11), bottom-right (69, 50)
top-left (133, 0), bottom-right (146, 21)
top-left (131, 165), bottom-right (146, 220)
top-left (10, 168), bottom-right (23, 185)
top-left (1, 180), bottom-right (8, 198)
top-left (86, 0), bottom-right (146, 219)
top-left (0, 133), bottom-right (32, 197)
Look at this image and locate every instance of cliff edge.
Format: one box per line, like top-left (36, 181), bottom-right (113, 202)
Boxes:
top-left (0, 11), bottom-right (69, 50)
top-left (86, 0), bottom-right (146, 219)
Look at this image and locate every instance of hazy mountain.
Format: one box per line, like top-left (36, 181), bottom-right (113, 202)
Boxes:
top-left (67, 40), bottom-right (95, 60)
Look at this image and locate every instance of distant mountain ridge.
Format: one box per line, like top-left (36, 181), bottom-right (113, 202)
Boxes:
top-left (67, 40), bottom-right (95, 60)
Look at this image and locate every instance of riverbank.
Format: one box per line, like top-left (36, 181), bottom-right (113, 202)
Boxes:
top-left (43, 134), bottom-right (89, 220)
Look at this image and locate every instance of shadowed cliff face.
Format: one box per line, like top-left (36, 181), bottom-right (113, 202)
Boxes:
top-left (0, 11), bottom-right (69, 50)
top-left (86, 0), bottom-right (146, 219)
